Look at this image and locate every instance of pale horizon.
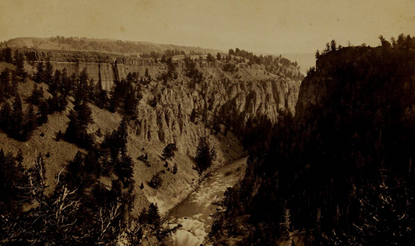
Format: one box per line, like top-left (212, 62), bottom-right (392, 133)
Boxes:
top-left (1, 0), bottom-right (414, 55)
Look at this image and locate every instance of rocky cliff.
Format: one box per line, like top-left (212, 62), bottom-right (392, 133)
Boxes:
top-left (14, 48), bottom-right (302, 215)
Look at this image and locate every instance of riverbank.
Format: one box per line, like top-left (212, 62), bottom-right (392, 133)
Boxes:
top-left (164, 157), bottom-right (248, 246)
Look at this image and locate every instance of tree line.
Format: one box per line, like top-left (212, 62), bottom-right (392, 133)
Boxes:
top-left (211, 34), bottom-right (415, 245)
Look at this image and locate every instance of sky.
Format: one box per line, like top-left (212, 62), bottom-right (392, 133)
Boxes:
top-left (1, 0), bottom-right (414, 54)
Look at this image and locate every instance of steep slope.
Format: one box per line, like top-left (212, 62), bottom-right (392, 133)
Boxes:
top-left (0, 47), bottom-right (301, 218)
top-left (210, 36), bottom-right (415, 245)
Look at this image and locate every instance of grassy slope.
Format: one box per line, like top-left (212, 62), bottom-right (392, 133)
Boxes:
top-left (2, 51), bottom-right (297, 218)
top-left (1, 69), bottom-right (245, 217)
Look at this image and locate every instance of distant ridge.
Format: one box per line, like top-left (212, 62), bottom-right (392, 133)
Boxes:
top-left (1, 36), bottom-right (223, 56)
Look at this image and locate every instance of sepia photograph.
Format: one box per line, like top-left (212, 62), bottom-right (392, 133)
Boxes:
top-left (0, 0), bottom-right (415, 245)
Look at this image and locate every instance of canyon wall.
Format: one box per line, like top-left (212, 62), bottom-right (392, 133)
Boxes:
top-left (18, 48), bottom-right (302, 214)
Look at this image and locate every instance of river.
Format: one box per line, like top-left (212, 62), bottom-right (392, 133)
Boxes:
top-left (165, 157), bottom-right (247, 246)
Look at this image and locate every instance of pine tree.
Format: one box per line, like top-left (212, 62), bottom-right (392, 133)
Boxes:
top-left (22, 103), bottom-right (37, 140)
top-left (195, 137), bottom-right (216, 174)
top-left (0, 149), bottom-right (28, 213)
top-left (138, 207), bottom-right (148, 225)
top-left (330, 40), bottom-right (337, 51)
top-left (94, 73), bottom-right (107, 108)
top-left (10, 71), bottom-right (18, 97)
top-left (117, 117), bottom-right (128, 154)
top-left (38, 100), bottom-right (49, 125)
top-left (88, 79), bottom-right (95, 101)
top-left (147, 203), bottom-right (161, 230)
top-left (66, 151), bottom-right (87, 190)
top-left (126, 91), bottom-right (138, 116)
top-left (44, 57), bottom-right (54, 84)
top-left (35, 61), bottom-right (44, 83)
top-left (115, 153), bottom-right (134, 187)
top-left (108, 87), bottom-right (118, 112)
top-left (74, 101), bottom-right (94, 126)
top-left (0, 102), bottom-right (11, 130)
top-left (61, 67), bottom-right (70, 95)
top-left (162, 143), bottom-right (177, 161)
top-left (75, 68), bottom-right (89, 103)
top-left (29, 84), bottom-right (44, 105)
top-left (64, 110), bottom-right (81, 144)
top-left (11, 95), bottom-right (24, 138)
top-left (0, 69), bottom-right (12, 98)
top-left (1, 47), bottom-right (13, 63)
top-left (64, 101), bottom-right (94, 149)
top-left (15, 51), bottom-right (26, 81)
top-left (57, 93), bottom-right (68, 111)
top-left (49, 69), bottom-right (61, 95)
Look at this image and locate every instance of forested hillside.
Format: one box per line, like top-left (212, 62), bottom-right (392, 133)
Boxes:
top-left (1, 37), bottom-right (221, 57)
top-left (0, 41), bottom-right (301, 245)
top-left (211, 34), bottom-right (415, 245)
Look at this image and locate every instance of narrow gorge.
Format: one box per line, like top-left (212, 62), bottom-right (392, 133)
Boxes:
top-left (0, 42), bottom-right (303, 245)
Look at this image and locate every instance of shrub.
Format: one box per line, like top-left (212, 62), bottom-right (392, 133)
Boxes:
top-left (149, 172), bottom-right (163, 189)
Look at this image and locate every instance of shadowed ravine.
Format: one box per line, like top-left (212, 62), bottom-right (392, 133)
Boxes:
top-left (165, 157), bottom-right (247, 246)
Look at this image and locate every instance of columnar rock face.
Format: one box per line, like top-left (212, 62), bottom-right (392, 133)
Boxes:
top-left (21, 49), bottom-right (163, 90)
top-left (23, 48), bottom-right (301, 122)
top-left (131, 76), bottom-right (300, 151)
top-left (20, 48), bottom-right (302, 213)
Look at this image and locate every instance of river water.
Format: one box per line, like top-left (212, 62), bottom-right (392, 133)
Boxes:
top-left (165, 157), bottom-right (247, 246)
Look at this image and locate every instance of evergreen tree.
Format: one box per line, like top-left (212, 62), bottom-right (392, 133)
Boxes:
top-left (138, 208), bottom-right (148, 225)
top-left (61, 67), bottom-right (70, 95)
top-left (76, 68), bottom-right (89, 103)
top-left (94, 72), bottom-right (105, 108)
top-left (57, 92), bottom-right (68, 111)
top-left (0, 102), bottom-right (11, 130)
top-left (117, 117), bottom-right (128, 154)
top-left (115, 153), bottom-right (134, 187)
top-left (22, 103), bottom-right (37, 140)
top-left (195, 137), bottom-right (216, 174)
top-left (28, 84), bottom-right (44, 105)
top-left (172, 163), bottom-right (178, 174)
top-left (0, 69), bottom-right (12, 98)
top-left (64, 105), bottom-right (94, 149)
top-left (147, 203), bottom-right (161, 230)
top-left (65, 151), bottom-right (88, 191)
top-left (1, 47), bottom-right (13, 63)
top-left (124, 86), bottom-right (138, 116)
top-left (49, 69), bottom-right (61, 95)
top-left (330, 39), bottom-right (337, 51)
top-left (35, 61), bottom-right (44, 83)
top-left (38, 100), bottom-right (49, 125)
top-left (162, 143), bottom-right (177, 160)
top-left (207, 53), bottom-right (215, 62)
top-left (108, 86), bottom-right (118, 112)
top-left (216, 53), bottom-right (222, 60)
top-left (74, 101), bottom-right (94, 126)
top-left (15, 51), bottom-right (26, 81)
top-left (10, 71), bottom-right (18, 97)
top-left (10, 95), bottom-right (24, 138)
top-left (0, 149), bottom-right (27, 213)
top-left (64, 110), bottom-right (81, 143)
top-left (44, 57), bottom-right (54, 84)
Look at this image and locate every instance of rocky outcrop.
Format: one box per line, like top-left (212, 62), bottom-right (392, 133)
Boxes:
top-left (19, 48), bottom-right (162, 90)
top-left (19, 48), bottom-right (302, 214)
